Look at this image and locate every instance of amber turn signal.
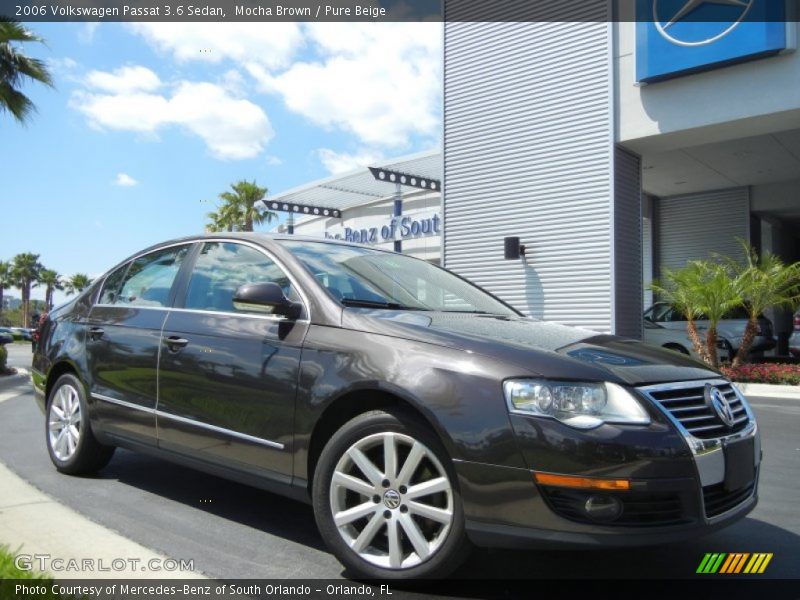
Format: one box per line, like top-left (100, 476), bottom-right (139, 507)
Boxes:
top-left (534, 472), bottom-right (631, 491)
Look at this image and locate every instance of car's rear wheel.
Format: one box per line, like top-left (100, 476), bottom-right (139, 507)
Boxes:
top-left (46, 373), bottom-right (115, 474)
top-left (312, 408), bottom-right (470, 579)
top-left (663, 343), bottom-right (690, 355)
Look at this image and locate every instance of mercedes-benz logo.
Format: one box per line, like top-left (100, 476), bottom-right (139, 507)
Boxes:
top-left (383, 489), bottom-right (401, 509)
top-left (654, 0), bottom-right (754, 47)
top-left (705, 384), bottom-right (736, 428)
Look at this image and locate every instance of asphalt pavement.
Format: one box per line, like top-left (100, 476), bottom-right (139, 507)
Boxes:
top-left (1, 343), bottom-right (798, 581)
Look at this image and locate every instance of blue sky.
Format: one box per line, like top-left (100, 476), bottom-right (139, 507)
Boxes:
top-left (1, 22), bottom-right (441, 304)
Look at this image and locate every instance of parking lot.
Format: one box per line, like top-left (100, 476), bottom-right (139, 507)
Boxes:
top-left (1, 343), bottom-right (798, 582)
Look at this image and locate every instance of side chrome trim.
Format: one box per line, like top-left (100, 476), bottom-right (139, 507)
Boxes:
top-left (156, 411), bottom-right (285, 450)
top-left (91, 394), bottom-right (285, 450)
top-left (92, 393), bottom-right (155, 414)
top-left (91, 303), bottom-right (311, 324)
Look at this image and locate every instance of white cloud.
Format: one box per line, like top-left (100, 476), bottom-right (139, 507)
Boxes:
top-left (115, 173), bottom-right (138, 186)
top-left (127, 23), bottom-right (304, 69)
top-left (248, 23), bottom-right (442, 149)
top-left (72, 67), bottom-right (274, 160)
top-left (265, 155), bottom-right (283, 166)
top-left (317, 148), bottom-right (385, 174)
top-left (78, 22), bottom-right (99, 44)
top-left (85, 65), bottom-right (162, 94)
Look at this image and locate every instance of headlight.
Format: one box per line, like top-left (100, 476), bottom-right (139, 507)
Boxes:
top-left (503, 380), bottom-right (650, 429)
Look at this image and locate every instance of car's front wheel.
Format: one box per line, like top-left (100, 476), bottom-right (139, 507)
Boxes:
top-left (46, 373), bottom-right (115, 475)
top-left (312, 408), bottom-right (470, 578)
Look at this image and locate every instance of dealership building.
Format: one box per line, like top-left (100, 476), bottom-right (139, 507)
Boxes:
top-left (272, 2), bottom-right (800, 344)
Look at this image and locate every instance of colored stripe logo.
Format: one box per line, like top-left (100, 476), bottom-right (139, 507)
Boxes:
top-left (697, 553), bottom-right (773, 574)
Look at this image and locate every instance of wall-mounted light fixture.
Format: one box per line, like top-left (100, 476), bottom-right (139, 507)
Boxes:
top-left (504, 236), bottom-right (526, 260)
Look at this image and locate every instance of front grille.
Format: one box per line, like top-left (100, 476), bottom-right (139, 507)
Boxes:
top-left (541, 487), bottom-right (689, 527)
top-left (703, 481), bottom-right (755, 518)
top-left (643, 382), bottom-right (749, 439)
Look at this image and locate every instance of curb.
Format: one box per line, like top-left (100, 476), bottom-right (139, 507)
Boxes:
top-left (735, 382), bottom-right (800, 399)
top-left (0, 460), bottom-right (208, 580)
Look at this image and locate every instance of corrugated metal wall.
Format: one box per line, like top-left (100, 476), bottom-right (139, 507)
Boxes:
top-left (614, 147), bottom-right (643, 339)
top-left (656, 188), bottom-right (750, 273)
top-left (642, 195), bottom-right (654, 310)
top-left (443, 12), bottom-right (617, 331)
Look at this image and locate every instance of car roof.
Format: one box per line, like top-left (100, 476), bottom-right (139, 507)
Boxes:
top-left (134, 232), bottom-right (398, 257)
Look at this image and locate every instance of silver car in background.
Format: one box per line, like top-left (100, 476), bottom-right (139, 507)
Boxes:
top-left (644, 302), bottom-right (775, 358)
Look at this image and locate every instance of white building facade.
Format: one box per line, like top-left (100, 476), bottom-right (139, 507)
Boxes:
top-left (276, 1), bottom-right (800, 346)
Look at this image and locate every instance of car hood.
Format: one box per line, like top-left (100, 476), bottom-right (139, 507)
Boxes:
top-left (341, 309), bottom-right (720, 386)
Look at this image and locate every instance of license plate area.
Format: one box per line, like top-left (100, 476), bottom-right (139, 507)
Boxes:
top-left (723, 437), bottom-right (755, 492)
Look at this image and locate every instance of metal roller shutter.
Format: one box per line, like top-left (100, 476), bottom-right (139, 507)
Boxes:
top-left (657, 188), bottom-right (750, 274)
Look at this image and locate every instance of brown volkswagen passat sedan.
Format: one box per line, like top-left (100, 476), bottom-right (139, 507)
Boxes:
top-left (33, 234), bottom-right (761, 578)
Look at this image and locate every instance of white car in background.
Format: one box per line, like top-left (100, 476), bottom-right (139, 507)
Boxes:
top-left (643, 319), bottom-right (731, 361)
top-left (644, 302), bottom-right (776, 358)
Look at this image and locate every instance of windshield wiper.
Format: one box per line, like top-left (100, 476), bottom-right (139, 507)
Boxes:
top-left (340, 298), bottom-right (426, 310)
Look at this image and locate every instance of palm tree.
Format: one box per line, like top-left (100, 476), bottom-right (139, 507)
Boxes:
top-left (11, 252), bottom-right (42, 327)
top-left (650, 263), bottom-right (712, 364)
top-left (37, 268), bottom-right (63, 310)
top-left (0, 19), bottom-right (54, 124)
top-left (205, 180), bottom-right (277, 233)
top-left (65, 273), bottom-right (92, 296)
top-left (727, 242), bottom-right (800, 367)
top-left (650, 260), bottom-right (741, 368)
top-left (0, 261), bottom-right (10, 319)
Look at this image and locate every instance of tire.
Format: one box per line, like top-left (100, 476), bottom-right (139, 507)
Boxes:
top-left (45, 373), bottom-right (115, 475)
top-left (312, 408), bottom-right (470, 579)
top-left (719, 339), bottom-right (735, 363)
top-left (663, 343), bottom-right (690, 356)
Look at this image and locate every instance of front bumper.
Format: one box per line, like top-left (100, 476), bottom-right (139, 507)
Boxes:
top-left (456, 460), bottom-right (759, 549)
top-left (456, 379), bottom-right (761, 549)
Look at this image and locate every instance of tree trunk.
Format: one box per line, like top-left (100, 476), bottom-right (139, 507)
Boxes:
top-left (244, 216), bottom-right (253, 232)
top-left (733, 315), bottom-right (759, 368)
top-left (706, 327), bottom-right (719, 369)
top-left (21, 283), bottom-right (29, 328)
top-left (687, 319), bottom-right (711, 365)
top-left (0, 286), bottom-right (4, 318)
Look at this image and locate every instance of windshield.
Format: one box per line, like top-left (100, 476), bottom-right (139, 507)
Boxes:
top-left (282, 241), bottom-right (519, 315)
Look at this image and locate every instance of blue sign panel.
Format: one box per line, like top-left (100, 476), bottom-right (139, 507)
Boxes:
top-left (636, 0), bottom-right (788, 84)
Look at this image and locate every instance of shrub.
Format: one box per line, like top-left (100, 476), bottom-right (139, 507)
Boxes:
top-left (0, 345), bottom-right (8, 374)
top-left (722, 363), bottom-right (800, 386)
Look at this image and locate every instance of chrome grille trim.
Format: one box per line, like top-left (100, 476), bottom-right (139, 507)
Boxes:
top-left (637, 379), bottom-right (757, 456)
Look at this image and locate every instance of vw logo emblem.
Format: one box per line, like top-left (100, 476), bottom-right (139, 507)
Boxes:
top-left (705, 384), bottom-right (735, 428)
top-left (383, 489), bottom-right (401, 509)
top-left (654, 0), bottom-right (754, 47)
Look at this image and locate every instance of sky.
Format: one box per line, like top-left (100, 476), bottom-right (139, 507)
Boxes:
top-left (0, 21), bottom-right (442, 305)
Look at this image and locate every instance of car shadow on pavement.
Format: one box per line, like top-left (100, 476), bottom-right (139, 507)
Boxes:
top-left (94, 449), bottom-right (328, 553)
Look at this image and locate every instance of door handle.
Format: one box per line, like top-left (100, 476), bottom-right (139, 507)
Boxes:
top-left (164, 336), bottom-right (189, 351)
top-left (88, 327), bottom-right (105, 340)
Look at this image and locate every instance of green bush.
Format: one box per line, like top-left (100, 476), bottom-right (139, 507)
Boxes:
top-left (0, 345), bottom-right (8, 374)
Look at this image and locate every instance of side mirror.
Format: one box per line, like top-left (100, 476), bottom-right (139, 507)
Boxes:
top-left (232, 282), bottom-right (302, 319)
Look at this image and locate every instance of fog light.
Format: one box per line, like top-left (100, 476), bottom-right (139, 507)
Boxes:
top-left (583, 495), bottom-right (622, 522)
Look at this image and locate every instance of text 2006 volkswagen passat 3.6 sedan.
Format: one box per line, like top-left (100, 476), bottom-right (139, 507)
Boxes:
top-left (32, 234), bottom-right (761, 578)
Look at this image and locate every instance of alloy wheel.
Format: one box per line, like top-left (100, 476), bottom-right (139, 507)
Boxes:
top-left (329, 431), bottom-right (454, 570)
top-left (48, 384), bottom-right (82, 461)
